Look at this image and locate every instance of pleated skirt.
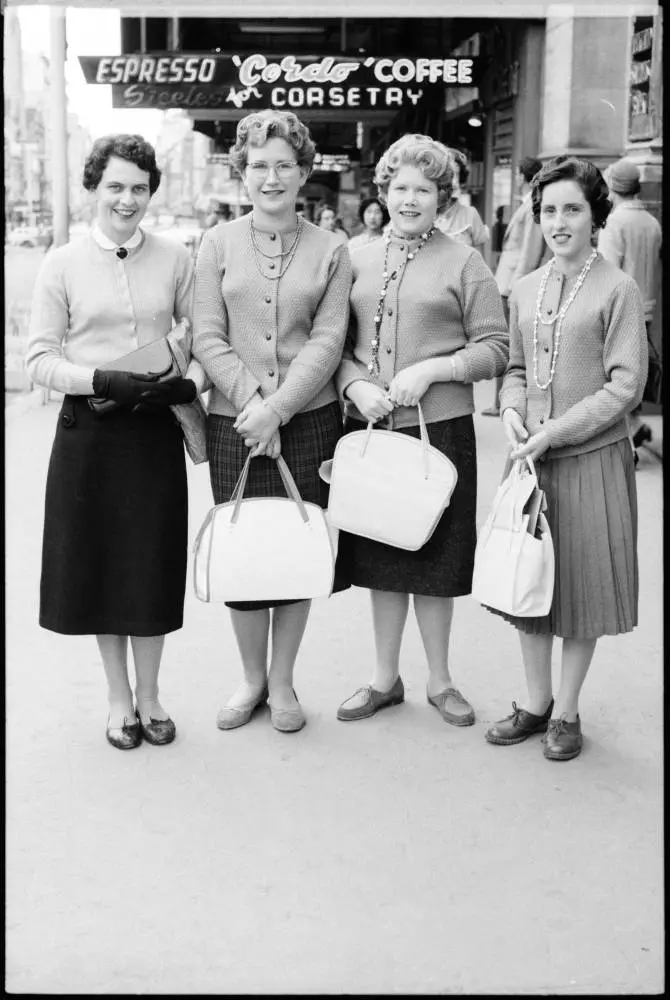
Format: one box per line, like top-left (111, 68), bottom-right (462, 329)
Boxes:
top-left (337, 414), bottom-right (478, 597)
top-left (486, 438), bottom-right (638, 639)
top-left (40, 395), bottom-right (188, 636)
top-left (207, 401), bottom-right (348, 610)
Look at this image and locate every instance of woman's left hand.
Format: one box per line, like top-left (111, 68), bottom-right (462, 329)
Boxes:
top-left (388, 363), bottom-right (432, 408)
top-left (235, 400), bottom-right (281, 444)
top-left (249, 430), bottom-right (281, 459)
top-left (510, 429), bottom-right (550, 462)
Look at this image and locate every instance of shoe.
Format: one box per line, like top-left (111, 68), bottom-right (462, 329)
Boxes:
top-left (106, 715), bottom-right (142, 750)
top-left (485, 699), bottom-right (554, 745)
top-left (337, 676), bottom-right (404, 721)
top-left (216, 685), bottom-right (268, 730)
top-left (632, 424), bottom-right (652, 449)
top-left (634, 450), bottom-right (639, 467)
top-left (269, 689), bottom-right (305, 733)
top-left (427, 686), bottom-right (475, 726)
top-left (543, 714), bottom-right (583, 760)
top-left (136, 710), bottom-right (176, 746)
top-left (481, 407), bottom-right (500, 417)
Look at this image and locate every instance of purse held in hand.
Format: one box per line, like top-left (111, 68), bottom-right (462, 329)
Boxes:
top-left (193, 454), bottom-right (338, 603)
top-left (88, 337), bottom-right (178, 415)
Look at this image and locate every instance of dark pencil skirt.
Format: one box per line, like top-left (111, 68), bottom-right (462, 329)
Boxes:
top-left (207, 400), bottom-right (349, 611)
top-left (337, 414), bottom-right (478, 597)
top-left (39, 395), bottom-right (188, 636)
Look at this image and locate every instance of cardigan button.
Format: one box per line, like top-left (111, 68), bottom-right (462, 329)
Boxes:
top-left (383, 382), bottom-right (390, 390)
top-left (268, 262), bottom-right (276, 270)
top-left (268, 370), bottom-right (275, 377)
top-left (539, 417), bottom-right (545, 424)
top-left (386, 346), bottom-right (392, 354)
top-left (544, 345), bottom-right (550, 352)
top-left (265, 333), bottom-right (272, 340)
top-left (269, 233), bottom-right (277, 241)
top-left (264, 295), bottom-right (272, 303)
top-left (387, 307), bottom-right (393, 316)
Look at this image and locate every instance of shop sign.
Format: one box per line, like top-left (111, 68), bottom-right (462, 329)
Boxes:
top-left (627, 17), bottom-right (656, 143)
top-left (78, 53), bottom-right (480, 112)
top-left (313, 153), bottom-right (352, 172)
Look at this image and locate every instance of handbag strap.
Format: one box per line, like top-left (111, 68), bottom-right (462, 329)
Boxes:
top-left (230, 453), bottom-right (311, 525)
top-left (361, 401), bottom-right (432, 478)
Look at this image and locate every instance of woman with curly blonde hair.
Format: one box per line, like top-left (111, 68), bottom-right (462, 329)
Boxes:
top-left (335, 133), bottom-right (508, 726)
top-left (193, 109), bottom-right (352, 734)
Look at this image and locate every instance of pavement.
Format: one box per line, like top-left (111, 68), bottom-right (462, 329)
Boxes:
top-left (5, 382), bottom-right (663, 995)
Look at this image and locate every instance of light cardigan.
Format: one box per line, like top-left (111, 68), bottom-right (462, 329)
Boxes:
top-left (499, 254), bottom-right (648, 459)
top-left (337, 229), bottom-right (509, 429)
top-left (26, 229), bottom-right (205, 395)
top-left (192, 215), bottom-right (352, 424)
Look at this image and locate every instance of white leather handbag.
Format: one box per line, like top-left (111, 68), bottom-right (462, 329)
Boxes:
top-left (320, 403), bottom-right (458, 551)
top-left (471, 457), bottom-right (554, 617)
top-left (193, 454), bottom-right (338, 603)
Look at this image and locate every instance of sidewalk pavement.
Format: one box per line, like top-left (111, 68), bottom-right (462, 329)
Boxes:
top-left (5, 382), bottom-right (663, 995)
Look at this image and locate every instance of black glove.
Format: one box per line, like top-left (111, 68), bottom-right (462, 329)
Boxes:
top-left (133, 375), bottom-right (197, 412)
top-left (92, 369), bottom-right (159, 407)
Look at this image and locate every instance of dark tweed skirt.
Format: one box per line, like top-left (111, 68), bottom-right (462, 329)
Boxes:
top-left (40, 395), bottom-right (188, 636)
top-left (485, 439), bottom-right (638, 639)
top-left (207, 400), bottom-right (348, 610)
top-left (337, 414), bottom-right (477, 597)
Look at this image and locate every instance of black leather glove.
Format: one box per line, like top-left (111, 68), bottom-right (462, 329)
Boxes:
top-left (92, 369), bottom-right (159, 406)
top-left (133, 375), bottom-right (198, 412)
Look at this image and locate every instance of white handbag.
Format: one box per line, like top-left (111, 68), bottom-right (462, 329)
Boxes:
top-left (471, 457), bottom-right (555, 617)
top-left (320, 403), bottom-right (458, 551)
top-left (193, 454), bottom-right (338, 603)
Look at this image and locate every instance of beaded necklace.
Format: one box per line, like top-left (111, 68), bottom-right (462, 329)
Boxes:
top-left (532, 248), bottom-right (598, 390)
top-left (249, 216), bottom-right (303, 280)
top-left (368, 225), bottom-right (437, 375)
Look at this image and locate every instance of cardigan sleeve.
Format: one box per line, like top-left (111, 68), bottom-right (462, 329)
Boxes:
top-left (267, 244), bottom-right (352, 424)
top-left (25, 250), bottom-right (96, 395)
top-left (453, 252), bottom-right (509, 382)
top-left (335, 309), bottom-right (371, 400)
top-left (191, 229), bottom-right (261, 409)
top-left (172, 247), bottom-right (209, 395)
top-left (543, 278), bottom-right (648, 449)
top-left (498, 290), bottom-right (528, 420)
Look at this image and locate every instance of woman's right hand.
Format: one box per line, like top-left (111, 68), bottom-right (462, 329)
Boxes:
top-left (92, 369), bottom-right (159, 406)
top-left (249, 430), bottom-right (281, 460)
top-left (501, 407), bottom-right (529, 449)
top-left (346, 381), bottom-right (395, 422)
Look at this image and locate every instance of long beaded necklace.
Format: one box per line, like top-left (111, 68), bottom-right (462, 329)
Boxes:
top-left (532, 249), bottom-right (598, 390)
top-left (249, 216), bottom-right (303, 281)
top-left (368, 225), bottom-right (437, 375)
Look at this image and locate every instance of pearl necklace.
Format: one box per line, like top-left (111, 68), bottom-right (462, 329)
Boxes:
top-left (249, 216), bottom-right (303, 280)
top-left (532, 249), bottom-right (598, 391)
top-left (368, 226), bottom-right (437, 376)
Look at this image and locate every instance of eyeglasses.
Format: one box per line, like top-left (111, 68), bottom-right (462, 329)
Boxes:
top-left (246, 161), bottom-right (299, 178)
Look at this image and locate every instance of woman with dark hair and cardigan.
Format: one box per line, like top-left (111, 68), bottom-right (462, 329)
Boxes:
top-left (484, 155), bottom-right (648, 761)
top-left (26, 134), bottom-right (207, 750)
top-left (348, 196), bottom-right (390, 252)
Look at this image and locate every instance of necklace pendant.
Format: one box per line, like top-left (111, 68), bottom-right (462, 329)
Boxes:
top-left (407, 253), bottom-right (415, 260)
top-left (367, 362), bottom-right (375, 373)
top-left (371, 339), bottom-right (379, 348)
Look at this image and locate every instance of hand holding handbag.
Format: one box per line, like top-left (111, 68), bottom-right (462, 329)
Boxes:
top-left (320, 402), bottom-right (457, 551)
top-left (89, 336), bottom-right (178, 415)
top-left (193, 454), bottom-right (338, 603)
top-left (471, 456), bottom-right (554, 617)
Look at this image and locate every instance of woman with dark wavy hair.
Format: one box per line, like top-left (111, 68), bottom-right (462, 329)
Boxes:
top-left (348, 196), bottom-right (389, 252)
top-left (484, 155), bottom-right (648, 761)
top-left (26, 134), bottom-right (208, 751)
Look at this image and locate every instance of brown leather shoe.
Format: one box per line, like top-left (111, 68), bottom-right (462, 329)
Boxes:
top-left (485, 699), bottom-right (554, 745)
top-left (543, 714), bottom-right (582, 760)
top-left (337, 676), bottom-right (404, 721)
top-left (427, 686), bottom-right (475, 726)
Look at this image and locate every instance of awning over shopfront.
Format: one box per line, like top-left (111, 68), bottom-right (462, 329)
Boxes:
top-left (5, 0), bottom-right (659, 14)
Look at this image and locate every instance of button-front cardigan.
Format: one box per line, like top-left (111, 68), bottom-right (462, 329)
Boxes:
top-left (499, 255), bottom-right (648, 459)
top-left (192, 215), bottom-right (352, 425)
top-left (337, 230), bottom-right (509, 429)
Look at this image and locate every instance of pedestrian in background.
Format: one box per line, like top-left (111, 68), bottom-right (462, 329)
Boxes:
top-left (193, 109), bottom-right (352, 734)
top-left (335, 133), bottom-right (508, 726)
top-left (598, 157), bottom-right (662, 461)
top-left (315, 202), bottom-right (348, 244)
top-left (204, 201), bottom-right (232, 229)
top-left (347, 195), bottom-right (389, 252)
top-left (26, 134), bottom-right (208, 751)
top-left (485, 155), bottom-right (647, 761)
top-left (482, 156), bottom-right (546, 417)
top-left (435, 148), bottom-right (489, 255)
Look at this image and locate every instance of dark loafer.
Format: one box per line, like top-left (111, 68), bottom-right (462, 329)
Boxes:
top-left (427, 686), bottom-right (475, 726)
top-left (543, 714), bottom-right (583, 761)
top-left (485, 699), bottom-right (554, 745)
top-left (136, 710), bottom-right (176, 746)
top-left (337, 676), bottom-right (404, 721)
top-left (106, 716), bottom-right (142, 750)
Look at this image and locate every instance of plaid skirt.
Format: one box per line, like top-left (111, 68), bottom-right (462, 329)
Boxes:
top-left (207, 401), bottom-right (347, 610)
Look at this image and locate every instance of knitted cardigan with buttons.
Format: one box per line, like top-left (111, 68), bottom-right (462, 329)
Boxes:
top-left (499, 254), bottom-right (648, 459)
top-left (192, 215), bottom-right (352, 425)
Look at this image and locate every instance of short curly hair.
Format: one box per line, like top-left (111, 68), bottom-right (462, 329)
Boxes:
top-left (531, 155), bottom-right (612, 230)
top-left (82, 134), bottom-right (161, 194)
top-left (374, 134), bottom-right (455, 211)
top-left (358, 196), bottom-right (390, 227)
top-left (229, 109), bottom-right (316, 176)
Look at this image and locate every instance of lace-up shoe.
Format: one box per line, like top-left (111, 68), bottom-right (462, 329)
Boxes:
top-left (485, 699), bottom-right (554, 745)
top-left (543, 714), bottom-right (582, 760)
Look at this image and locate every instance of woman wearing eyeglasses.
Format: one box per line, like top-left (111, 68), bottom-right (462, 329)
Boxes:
top-left (193, 109), bottom-right (352, 734)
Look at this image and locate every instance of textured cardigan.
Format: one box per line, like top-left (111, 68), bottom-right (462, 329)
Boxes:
top-left (25, 230), bottom-right (205, 395)
top-left (337, 229), bottom-right (509, 429)
top-left (192, 215), bottom-right (352, 424)
top-left (499, 254), bottom-right (648, 459)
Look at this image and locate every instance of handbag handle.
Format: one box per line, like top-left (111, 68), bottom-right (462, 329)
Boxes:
top-left (229, 453), bottom-right (311, 525)
top-left (361, 401), bottom-right (432, 478)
